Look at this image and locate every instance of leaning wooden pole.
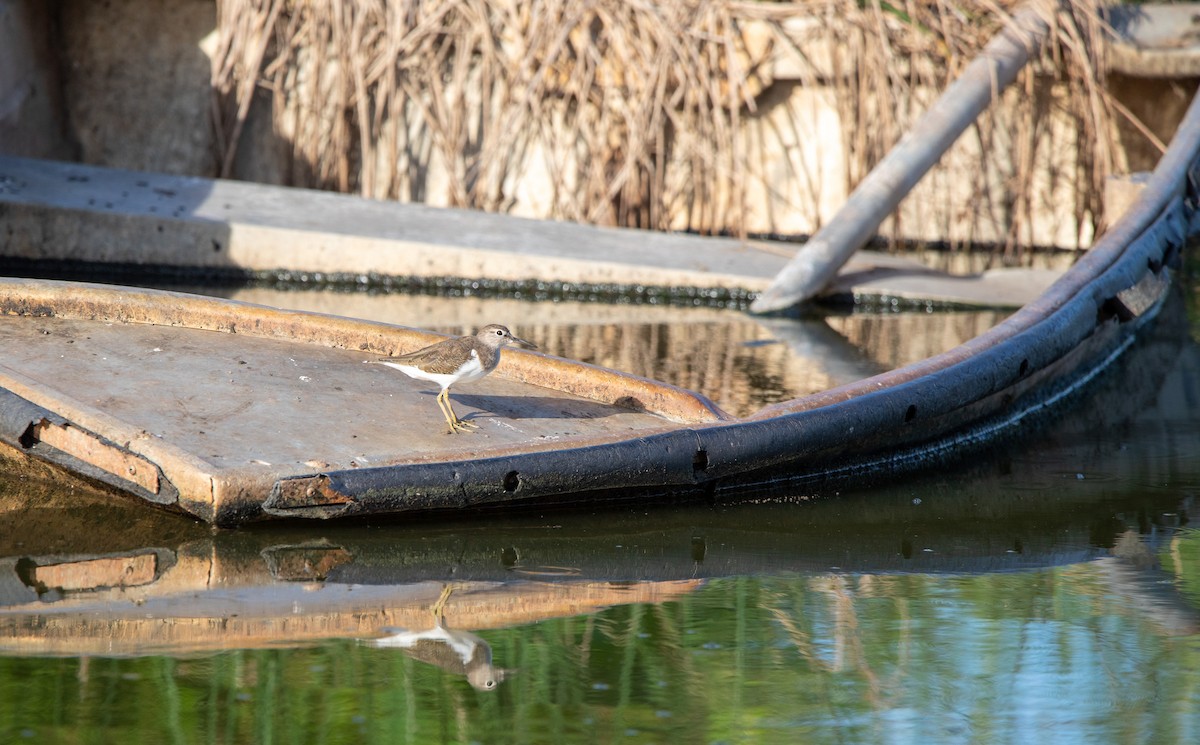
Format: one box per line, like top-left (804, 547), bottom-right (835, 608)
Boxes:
top-left (750, 1), bottom-right (1055, 314)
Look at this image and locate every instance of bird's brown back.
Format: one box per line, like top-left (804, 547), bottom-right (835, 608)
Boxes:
top-left (391, 336), bottom-right (496, 375)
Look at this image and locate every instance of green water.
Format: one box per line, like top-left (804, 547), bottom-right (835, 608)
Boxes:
top-left (2, 557), bottom-right (1199, 744)
top-left (2, 275), bottom-right (1200, 743)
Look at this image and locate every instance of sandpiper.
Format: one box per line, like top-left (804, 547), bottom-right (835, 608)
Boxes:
top-left (370, 585), bottom-right (509, 691)
top-left (371, 324), bottom-right (536, 434)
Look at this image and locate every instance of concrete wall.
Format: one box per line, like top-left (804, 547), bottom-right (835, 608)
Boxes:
top-left (2, 0), bottom-right (1195, 251)
top-left (58, 0), bottom-right (217, 176)
top-left (0, 0), bottom-right (72, 161)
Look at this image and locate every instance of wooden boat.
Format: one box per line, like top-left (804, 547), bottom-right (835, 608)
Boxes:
top-left (2, 77), bottom-right (1198, 526)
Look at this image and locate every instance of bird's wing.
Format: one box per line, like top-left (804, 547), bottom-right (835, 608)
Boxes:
top-left (389, 341), bottom-right (474, 375)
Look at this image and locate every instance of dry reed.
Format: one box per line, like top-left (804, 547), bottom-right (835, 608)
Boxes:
top-left (210, 0), bottom-right (1138, 255)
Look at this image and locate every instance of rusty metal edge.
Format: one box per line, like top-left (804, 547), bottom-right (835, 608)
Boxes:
top-left (263, 428), bottom-right (708, 521)
top-left (750, 2), bottom-right (1053, 312)
top-left (0, 387), bottom-right (180, 507)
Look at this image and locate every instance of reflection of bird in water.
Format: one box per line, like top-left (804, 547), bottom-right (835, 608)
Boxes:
top-left (370, 585), bottom-right (509, 691)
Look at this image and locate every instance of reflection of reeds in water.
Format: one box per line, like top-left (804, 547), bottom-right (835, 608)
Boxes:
top-left (419, 320), bottom-right (802, 417)
top-left (518, 313), bottom-right (1004, 416)
top-left (218, 287), bottom-right (1010, 416)
top-left (522, 321), bottom-right (826, 417)
top-left (6, 567), bottom-right (1198, 742)
top-left (216, 286), bottom-right (1010, 414)
top-left (824, 311), bottom-right (1007, 371)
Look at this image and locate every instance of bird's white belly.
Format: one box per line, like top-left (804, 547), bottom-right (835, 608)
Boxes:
top-left (447, 355), bottom-right (488, 384)
top-left (377, 354), bottom-right (487, 389)
top-left (371, 625), bottom-right (477, 664)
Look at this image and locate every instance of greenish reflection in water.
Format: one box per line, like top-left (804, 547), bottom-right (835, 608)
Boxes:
top-left (1, 558), bottom-right (1199, 744)
top-left (2, 272), bottom-right (1200, 744)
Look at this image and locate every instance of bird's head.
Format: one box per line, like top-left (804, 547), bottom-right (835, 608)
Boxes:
top-left (467, 665), bottom-right (514, 691)
top-left (477, 324), bottom-right (537, 351)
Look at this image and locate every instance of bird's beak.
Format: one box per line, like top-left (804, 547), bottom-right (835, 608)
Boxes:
top-left (511, 334), bottom-right (537, 350)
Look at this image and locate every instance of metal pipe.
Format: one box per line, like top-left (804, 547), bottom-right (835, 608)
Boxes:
top-left (750, 2), bottom-right (1054, 314)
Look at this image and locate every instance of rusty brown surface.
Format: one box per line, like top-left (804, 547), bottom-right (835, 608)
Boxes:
top-left (271, 474), bottom-right (354, 510)
top-left (33, 420), bottom-right (161, 493)
top-left (1114, 270), bottom-right (1170, 320)
top-left (261, 544), bottom-right (354, 581)
top-left (28, 552), bottom-right (158, 591)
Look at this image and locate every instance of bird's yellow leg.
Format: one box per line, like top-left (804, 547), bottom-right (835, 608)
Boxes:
top-left (439, 389), bottom-right (478, 432)
top-left (431, 584), bottom-right (454, 622)
top-left (439, 386), bottom-right (460, 431)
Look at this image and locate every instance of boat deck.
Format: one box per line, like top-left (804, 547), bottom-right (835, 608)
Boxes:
top-left (0, 278), bottom-right (725, 523)
top-left (0, 314), bottom-right (687, 471)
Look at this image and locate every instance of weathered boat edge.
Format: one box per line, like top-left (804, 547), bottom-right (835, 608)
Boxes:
top-left (257, 91), bottom-right (1200, 523)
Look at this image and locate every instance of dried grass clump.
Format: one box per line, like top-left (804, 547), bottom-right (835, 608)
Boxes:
top-left (210, 0), bottom-right (1138, 252)
top-left (211, 0), bottom-right (765, 232)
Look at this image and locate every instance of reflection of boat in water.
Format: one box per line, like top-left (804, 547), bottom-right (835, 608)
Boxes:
top-left (0, 529), bottom-right (703, 658)
top-left (2, 515), bottom-right (1195, 660)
